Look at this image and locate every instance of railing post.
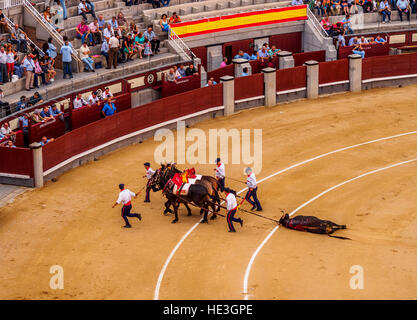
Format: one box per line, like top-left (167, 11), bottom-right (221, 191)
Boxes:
top-left (30, 142), bottom-right (44, 188)
top-left (348, 54), bottom-right (362, 92)
top-left (220, 75), bottom-right (235, 116)
top-left (305, 60), bottom-right (319, 99)
top-left (278, 51), bottom-right (294, 69)
top-left (232, 58), bottom-right (251, 77)
top-left (262, 67), bottom-right (276, 107)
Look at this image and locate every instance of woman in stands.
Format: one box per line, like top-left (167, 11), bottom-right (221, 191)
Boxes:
top-left (134, 32), bottom-right (145, 59)
top-left (159, 14), bottom-right (169, 33)
top-left (5, 45), bottom-right (15, 83)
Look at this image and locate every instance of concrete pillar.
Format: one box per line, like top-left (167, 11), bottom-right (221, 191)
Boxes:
top-left (30, 142), bottom-right (44, 188)
top-left (232, 58), bottom-right (251, 77)
top-left (220, 75), bottom-right (235, 116)
top-left (262, 67), bottom-right (276, 107)
top-left (348, 54), bottom-right (362, 93)
top-left (278, 51), bottom-right (294, 69)
top-left (305, 60), bottom-right (319, 99)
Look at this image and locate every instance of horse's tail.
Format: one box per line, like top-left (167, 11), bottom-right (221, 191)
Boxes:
top-left (327, 234), bottom-right (351, 240)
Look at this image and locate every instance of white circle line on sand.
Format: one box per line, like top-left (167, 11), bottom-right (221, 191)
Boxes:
top-left (153, 129), bottom-right (417, 300)
top-left (242, 157), bottom-right (417, 300)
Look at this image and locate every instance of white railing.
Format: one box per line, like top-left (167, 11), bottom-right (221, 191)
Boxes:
top-left (307, 7), bottom-right (329, 39)
top-left (168, 27), bottom-right (196, 61)
top-left (22, 0), bottom-right (82, 64)
top-left (0, 0), bottom-right (23, 9)
top-left (4, 14), bottom-right (45, 56)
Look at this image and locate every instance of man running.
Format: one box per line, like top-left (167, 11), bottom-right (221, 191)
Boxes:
top-left (112, 183), bottom-right (142, 228)
top-left (245, 167), bottom-right (263, 211)
top-left (224, 187), bottom-right (243, 233)
top-left (143, 162), bottom-right (156, 202)
top-left (214, 157), bottom-right (225, 191)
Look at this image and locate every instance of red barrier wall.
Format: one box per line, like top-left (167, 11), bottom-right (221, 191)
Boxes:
top-left (207, 64), bottom-right (234, 84)
top-left (42, 85), bottom-right (223, 171)
top-left (234, 73), bottom-right (264, 101)
top-left (319, 59), bottom-right (349, 84)
top-left (362, 53), bottom-right (417, 80)
top-left (0, 146), bottom-right (33, 176)
top-left (293, 50), bottom-right (326, 67)
top-left (29, 116), bottom-right (66, 144)
top-left (338, 43), bottom-right (390, 59)
top-left (161, 75), bottom-right (201, 98)
top-left (276, 66), bottom-right (306, 91)
top-left (269, 32), bottom-right (302, 54)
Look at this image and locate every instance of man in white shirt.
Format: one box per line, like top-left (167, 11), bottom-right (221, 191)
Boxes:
top-left (1, 122), bottom-right (16, 142)
top-left (88, 91), bottom-right (99, 106)
top-left (245, 167), bottom-right (263, 211)
top-left (0, 46), bottom-right (8, 84)
top-left (78, 0), bottom-right (96, 21)
top-left (214, 157), bottom-right (225, 191)
top-left (143, 162), bottom-right (156, 202)
top-left (102, 87), bottom-right (113, 100)
top-left (112, 183), bottom-right (142, 228)
top-left (107, 34), bottom-right (119, 69)
top-left (73, 93), bottom-right (88, 109)
top-left (224, 187), bottom-right (243, 233)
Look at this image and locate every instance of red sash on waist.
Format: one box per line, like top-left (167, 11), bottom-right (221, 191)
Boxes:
top-left (124, 201), bottom-right (131, 206)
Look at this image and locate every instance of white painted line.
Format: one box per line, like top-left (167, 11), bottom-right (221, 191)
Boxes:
top-left (242, 157), bottom-right (417, 300)
top-left (154, 129), bottom-right (417, 300)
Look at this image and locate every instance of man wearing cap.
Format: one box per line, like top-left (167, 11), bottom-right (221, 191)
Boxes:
top-left (245, 167), bottom-right (263, 211)
top-left (224, 187), bottom-right (243, 233)
top-left (112, 183), bottom-right (142, 228)
top-left (143, 162), bottom-right (157, 202)
top-left (214, 158), bottom-right (225, 192)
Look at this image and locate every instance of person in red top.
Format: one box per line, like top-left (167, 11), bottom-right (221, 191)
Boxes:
top-left (169, 12), bottom-right (181, 24)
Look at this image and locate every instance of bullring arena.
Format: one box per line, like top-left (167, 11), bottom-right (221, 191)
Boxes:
top-left (1, 0), bottom-right (417, 302)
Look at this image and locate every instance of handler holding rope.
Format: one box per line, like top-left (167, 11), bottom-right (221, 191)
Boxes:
top-left (143, 162), bottom-right (156, 203)
top-left (214, 158), bottom-right (225, 192)
top-left (224, 187), bottom-right (243, 233)
top-left (245, 167), bottom-right (263, 211)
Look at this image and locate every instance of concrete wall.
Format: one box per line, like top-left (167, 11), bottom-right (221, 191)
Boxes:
top-left (303, 19), bottom-right (337, 61)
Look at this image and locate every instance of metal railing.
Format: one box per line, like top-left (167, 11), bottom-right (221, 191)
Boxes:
top-left (168, 27), bottom-right (196, 61)
top-left (307, 7), bottom-right (330, 39)
top-left (4, 14), bottom-right (45, 56)
top-left (22, 0), bottom-right (82, 64)
top-left (0, 0), bottom-right (23, 9)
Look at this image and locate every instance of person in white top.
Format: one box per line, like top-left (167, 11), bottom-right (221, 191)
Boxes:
top-left (143, 162), bottom-right (156, 202)
top-left (102, 87), bottom-right (113, 100)
top-left (79, 43), bottom-right (95, 72)
top-left (245, 167), bottom-right (263, 211)
top-left (88, 91), bottom-right (99, 106)
top-left (73, 93), bottom-right (88, 109)
top-left (214, 157), bottom-right (225, 191)
top-left (224, 187), bottom-right (243, 232)
top-left (112, 183), bottom-right (142, 228)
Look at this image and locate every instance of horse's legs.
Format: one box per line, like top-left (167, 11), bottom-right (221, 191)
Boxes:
top-left (163, 200), bottom-right (172, 215)
top-left (184, 202), bottom-right (192, 216)
top-left (172, 202), bottom-right (179, 223)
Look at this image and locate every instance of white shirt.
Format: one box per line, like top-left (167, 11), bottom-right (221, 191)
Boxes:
top-left (215, 163), bottom-right (225, 179)
top-left (225, 192), bottom-right (237, 211)
top-left (146, 167), bottom-right (155, 179)
top-left (73, 97), bottom-right (87, 109)
top-left (109, 36), bottom-right (119, 48)
top-left (88, 94), bottom-right (99, 105)
top-left (0, 51), bottom-right (7, 64)
top-left (78, 2), bottom-right (87, 15)
top-left (1, 126), bottom-right (11, 135)
top-left (103, 27), bottom-right (113, 39)
top-left (79, 45), bottom-right (90, 60)
top-left (246, 172), bottom-right (257, 189)
top-left (6, 52), bottom-right (14, 64)
top-left (102, 91), bottom-right (113, 99)
top-left (116, 189), bottom-right (136, 205)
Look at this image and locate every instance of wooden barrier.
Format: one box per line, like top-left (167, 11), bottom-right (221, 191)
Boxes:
top-left (319, 59), bottom-right (349, 84)
top-left (207, 64), bottom-right (234, 84)
top-left (293, 51), bottom-right (325, 66)
top-left (0, 146), bottom-right (33, 176)
top-left (161, 74), bottom-right (201, 98)
top-left (362, 53), bottom-right (417, 80)
top-left (338, 43), bottom-right (389, 60)
top-left (234, 73), bottom-right (264, 101)
top-left (276, 66), bottom-right (307, 91)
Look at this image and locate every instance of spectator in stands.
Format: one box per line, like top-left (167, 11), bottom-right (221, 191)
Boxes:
top-left (0, 46), bottom-right (8, 84)
top-left (103, 23), bottom-right (114, 42)
top-left (33, 56), bottom-right (45, 88)
top-left (43, 6), bottom-right (52, 23)
top-left (257, 46), bottom-right (269, 62)
top-left (249, 51), bottom-right (257, 60)
top-left (342, 14), bottom-right (354, 34)
top-left (396, 0), bottom-right (411, 21)
top-left (102, 87), bottom-right (113, 100)
top-left (122, 34), bottom-right (137, 61)
top-left (73, 93), bottom-right (88, 109)
top-left (143, 38), bottom-right (152, 57)
top-left (30, 92), bottom-right (44, 105)
top-left (358, 36), bottom-right (369, 44)
top-left (0, 89), bottom-right (9, 115)
top-left (341, 0), bottom-right (349, 14)
top-left (17, 96), bottom-right (28, 111)
top-left (89, 18), bottom-right (102, 45)
top-left (205, 79), bottom-right (213, 87)
top-left (50, 0), bottom-right (64, 33)
top-left (234, 50), bottom-right (251, 60)
top-left (31, 109), bottom-right (46, 123)
top-left (338, 29), bottom-right (346, 46)
top-left (151, 0), bottom-right (161, 8)
top-left (331, 0), bottom-right (342, 14)
top-left (266, 56), bottom-right (276, 68)
top-left (18, 113), bottom-right (29, 139)
top-left (291, 0), bottom-right (304, 4)
top-left (322, 0), bottom-right (331, 14)
top-left (5, 45), bottom-right (14, 83)
top-left (176, 64), bottom-right (186, 78)
top-left (353, 43), bottom-right (365, 58)
top-left (40, 136), bottom-right (55, 146)
top-left (117, 12), bottom-right (128, 36)
top-left (165, 68), bottom-right (176, 82)
top-left (76, 19), bottom-right (93, 46)
top-left (320, 15), bottom-right (331, 35)
top-left (4, 140), bottom-right (16, 148)
top-left (40, 53), bottom-right (56, 84)
top-left (160, 14), bottom-right (170, 32)
top-left (170, 12), bottom-right (181, 24)
top-left (50, 104), bottom-right (64, 121)
top-left (101, 38), bottom-right (109, 65)
top-left (362, 0), bottom-right (373, 11)
top-left (98, 15), bottom-right (106, 31)
top-left (40, 106), bottom-right (55, 121)
top-left (107, 33), bottom-right (120, 69)
top-left (108, 16), bottom-right (120, 36)
top-left (13, 54), bottom-right (24, 78)
top-left (60, 0), bottom-right (68, 20)
top-left (185, 63), bottom-right (198, 76)
top-left (144, 26), bottom-right (160, 54)
top-left (45, 38), bottom-right (57, 59)
top-left (209, 77), bottom-right (217, 85)
top-left (1, 122), bottom-right (16, 142)
top-left (60, 37), bottom-right (74, 79)
top-left (314, 0), bottom-right (325, 16)
top-left (348, 36), bottom-right (358, 46)
top-left (268, 45), bottom-right (280, 57)
top-left (78, 0), bottom-right (96, 21)
top-left (10, 23), bottom-right (28, 53)
top-left (88, 91), bottom-right (99, 106)
top-left (80, 43), bottom-right (95, 72)
top-left (379, 0), bottom-right (391, 23)
top-left (160, 0), bottom-right (170, 6)
top-left (241, 67), bottom-right (249, 77)
top-left (134, 32), bottom-right (145, 59)
top-left (0, 9), bottom-right (9, 34)
top-left (375, 35), bottom-right (386, 43)
top-left (220, 57), bottom-right (228, 68)
top-left (101, 97), bottom-right (116, 117)
top-left (23, 53), bottom-right (36, 90)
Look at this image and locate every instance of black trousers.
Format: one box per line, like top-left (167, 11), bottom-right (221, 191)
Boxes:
top-left (227, 209), bottom-right (241, 232)
top-left (217, 177), bottom-right (225, 192)
top-left (245, 187), bottom-right (263, 210)
top-left (398, 8), bottom-right (410, 21)
top-left (121, 204), bottom-right (139, 227)
top-left (150, 39), bottom-right (160, 52)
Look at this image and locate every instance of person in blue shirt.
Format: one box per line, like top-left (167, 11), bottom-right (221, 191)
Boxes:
top-left (46, 37), bottom-right (57, 59)
top-left (234, 50), bottom-right (251, 60)
top-left (60, 36), bottom-right (73, 79)
top-left (375, 35), bottom-right (386, 43)
top-left (241, 67), bottom-right (249, 77)
top-left (39, 136), bottom-right (55, 146)
top-left (40, 106), bottom-right (55, 121)
top-left (17, 95), bottom-right (27, 110)
top-left (249, 51), bottom-right (257, 60)
top-left (379, 0), bottom-right (392, 23)
top-left (101, 97), bottom-right (116, 117)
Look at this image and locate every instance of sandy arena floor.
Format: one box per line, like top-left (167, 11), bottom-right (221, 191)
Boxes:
top-left (1, 85), bottom-right (417, 300)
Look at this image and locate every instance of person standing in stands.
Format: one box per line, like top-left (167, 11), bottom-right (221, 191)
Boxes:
top-left (112, 183), bottom-right (142, 228)
top-left (144, 25), bottom-right (160, 54)
top-left (143, 162), bottom-right (156, 202)
top-left (244, 167), bottom-right (263, 212)
top-left (214, 157), bottom-right (225, 192)
top-left (107, 33), bottom-right (119, 69)
top-left (23, 54), bottom-right (35, 90)
top-left (60, 37), bottom-right (73, 79)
